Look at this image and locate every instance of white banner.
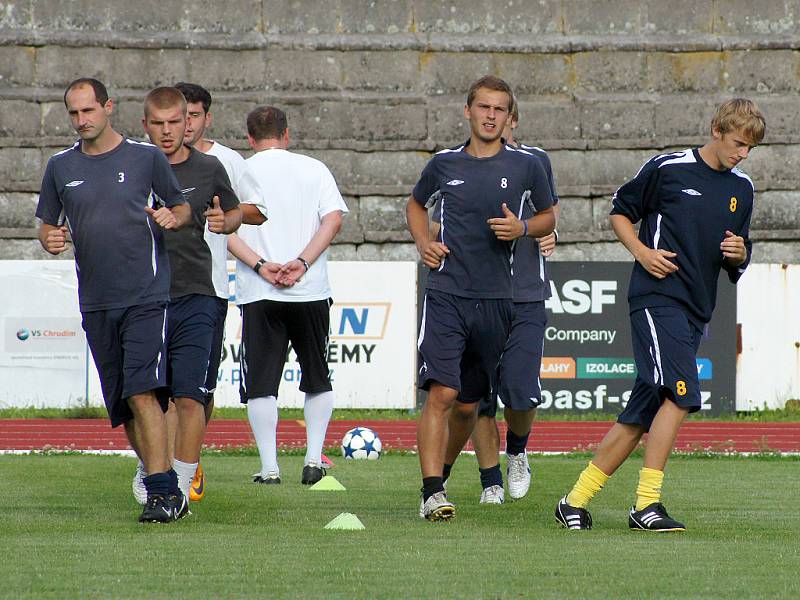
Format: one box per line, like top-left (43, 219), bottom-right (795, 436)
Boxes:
top-left (213, 261), bottom-right (418, 408)
top-left (0, 261), bottom-right (90, 408)
top-left (0, 260), bottom-right (417, 410)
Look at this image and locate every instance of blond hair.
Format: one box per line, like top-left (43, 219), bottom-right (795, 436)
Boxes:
top-left (711, 98), bottom-right (765, 145)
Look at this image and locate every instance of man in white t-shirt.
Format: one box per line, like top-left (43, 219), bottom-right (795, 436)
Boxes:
top-left (130, 82), bottom-right (270, 506)
top-left (227, 106), bottom-right (348, 485)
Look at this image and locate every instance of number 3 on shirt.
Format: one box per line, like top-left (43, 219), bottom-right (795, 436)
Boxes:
top-left (729, 196), bottom-right (737, 212)
top-left (118, 172), bottom-right (125, 183)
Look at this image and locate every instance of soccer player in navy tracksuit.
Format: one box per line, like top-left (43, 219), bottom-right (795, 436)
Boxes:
top-left (407, 75), bottom-right (556, 521)
top-left (36, 78), bottom-right (191, 523)
top-left (439, 101), bottom-right (561, 506)
top-left (556, 99), bottom-right (765, 532)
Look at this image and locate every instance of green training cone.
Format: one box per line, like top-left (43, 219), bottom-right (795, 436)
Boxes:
top-left (309, 475), bottom-right (346, 491)
top-left (324, 513), bottom-right (365, 530)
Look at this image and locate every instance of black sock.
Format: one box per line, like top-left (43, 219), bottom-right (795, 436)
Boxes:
top-left (506, 428), bottom-right (530, 456)
top-left (442, 463), bottom-right (453, 484)
top-left (167, 468), bottom-right (180, 494)
top-left (479, 464), bottom-right (503, 489)
top-left (422, 476), bottom-right (444, 501)
top-left (143, 472), bottom-right (170, 498)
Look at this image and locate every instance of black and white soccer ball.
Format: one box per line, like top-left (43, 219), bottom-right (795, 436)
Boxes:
top-left (341, 426), bottom-right (382, 460)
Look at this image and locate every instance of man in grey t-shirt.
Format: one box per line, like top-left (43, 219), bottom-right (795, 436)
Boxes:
top-left (140, 86), bottom-right (241, 504)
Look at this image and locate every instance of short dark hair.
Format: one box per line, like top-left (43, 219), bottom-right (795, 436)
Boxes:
top-left (144, 87), bottom-right (187, 117)
top-left (466, 75), bottom-right (514, 113)
top-left (63, 78), bottom-right (109, 107)
top-left (247, 106), bottom-right (288, 141)
top-left (175, 82), bottom-right (212, 113)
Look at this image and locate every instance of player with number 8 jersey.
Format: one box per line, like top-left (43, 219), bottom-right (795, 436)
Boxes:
top-left (556, 98), bottom-right (765, 533)
top-left (407, 75), bottom-right (555, 521)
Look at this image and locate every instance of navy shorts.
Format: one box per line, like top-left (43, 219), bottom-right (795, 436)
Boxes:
top-left (239, 298), bottom-right (333, 402)
top-left (166, 294), bottom-right (220, 405)
top-left (81, 302), bottom-right (169, 428)
top-left (417, 289), bottom-right (514, 401)
top-left (618, 306), bottom-right (704, 431)
top-left (479, 300), bottom-right (547, 418)
top-left (203, 297), bottom-right (229, 403)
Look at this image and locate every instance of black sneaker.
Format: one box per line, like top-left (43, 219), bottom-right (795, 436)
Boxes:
top-left (301, 463), bottom-right (326, 485)
top-left (628, 503), bottom-right (686, 532)
top-left (555, 495), bottom-right (593, 530)
top-left (169, 491), bottom-right (190, 521)
top-left (253, 471), bottom-right (281, 484)
top-left (139, 494), bottom-right (174, 524)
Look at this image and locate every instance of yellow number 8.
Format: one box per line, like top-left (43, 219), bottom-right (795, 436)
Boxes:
top-left (730, 197), bottom-right (737, 212)
top-left (676, 380), bottom-right (687, 396)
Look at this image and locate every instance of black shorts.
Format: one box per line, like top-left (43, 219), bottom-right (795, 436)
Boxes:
top-left (618, 306), bottom-right (704, 431)
top-left (81, 302), bottom-right (169, 428)
top-left (203, 296), bottom-right (229, 403)
top-left (479, 300), bottom-right (547, 417)
top-left (417, 290), bottom-right (514, 402)
top-left (239, 298), bottom-right (333, 402)
top-left (166, 294), bottom-right (221, 405)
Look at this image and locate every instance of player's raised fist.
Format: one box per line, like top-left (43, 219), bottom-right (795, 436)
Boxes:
top-left (204, 195), bottom-right (225, 233)
top-left (44, 226), bottom-right (70, 255)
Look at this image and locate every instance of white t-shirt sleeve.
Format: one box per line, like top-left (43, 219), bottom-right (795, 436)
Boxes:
top-left (237, 163), bottom-right (269, 218)
top-left (317, 166), bottom-right (348, 218)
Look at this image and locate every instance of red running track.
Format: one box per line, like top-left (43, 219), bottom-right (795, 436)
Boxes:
top-left (1, 419), bottom-right (799, 453)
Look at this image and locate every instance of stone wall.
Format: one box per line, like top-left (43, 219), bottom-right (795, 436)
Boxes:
top-left (1, 0), bottom-right (799, 262)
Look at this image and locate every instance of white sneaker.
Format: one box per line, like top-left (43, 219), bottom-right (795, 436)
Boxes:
top-left (419, 479), bottom-right (447, 518)
top-left (421, 491), bottom-right (455, 521)
top-left (506, 452), bottom-right (531, 499)
top-left (479, 484), bottom-right (505, 505)
top-left (132, 462), bottom-right (147, 505)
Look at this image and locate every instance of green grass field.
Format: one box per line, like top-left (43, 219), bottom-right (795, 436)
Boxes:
top-left (1, 452), bottom-right (798, 599)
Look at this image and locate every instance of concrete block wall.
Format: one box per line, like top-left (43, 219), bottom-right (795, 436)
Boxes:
top-left (1, 0), bottom-right (799, 262)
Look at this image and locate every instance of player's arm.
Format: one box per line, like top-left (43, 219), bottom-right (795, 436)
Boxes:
top-left (38, 222), bottom-right (70, 255)
top-left (537, 203), bottom-right (560, 256)
top-left (227, 233), bottom-right (282, 285)
top-left (721, 197), bottom-right (753, 282)
top-left (278, 210), bottom-right (344, 286)
top-left (36, 161), bottom-right (70, 255)
top-left (146, 202), bottom-right (191, 230)
top-left (204, 163), bottom-right (243, 234)
top-left (610, 213), bottom-right (677, 279)
top-left (407, 196), bottom-right (449, 268)
top-left (238, 165), bottom-right (268, 225)
top-left (240, 203), bottom-right (266, 225)
top-left (204, 196), bottom-right (243, 234)
top-left (489, 158), bottom-right (556, 241)
top-left (488, 203), bottom-right (555, 241)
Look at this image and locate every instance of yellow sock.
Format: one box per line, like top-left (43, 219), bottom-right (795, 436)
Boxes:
top-left (635, 467), bottom-right (664, 511)
top-left (566, 461), bottom-right (609, 508)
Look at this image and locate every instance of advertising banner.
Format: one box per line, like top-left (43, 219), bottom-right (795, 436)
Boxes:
top-left (0, 261), bottom-right (89, 408)
top-left (212, 261), bottom-right (418, 409)
top-left (540, 262), bottom-right (736, 415)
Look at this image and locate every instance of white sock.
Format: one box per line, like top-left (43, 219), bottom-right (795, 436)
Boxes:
top-left (173, 459), bottom-right (197, 498)
top-left (304, 391), bottom-right (334, 466)
top-left (137, 458), bottom-right (146, 474)
top-left (248, 395), bottom-right (279, 475)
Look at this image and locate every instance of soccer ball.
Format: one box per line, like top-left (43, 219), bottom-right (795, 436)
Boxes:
top-left (341, 426), bottom-right (382, 460)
